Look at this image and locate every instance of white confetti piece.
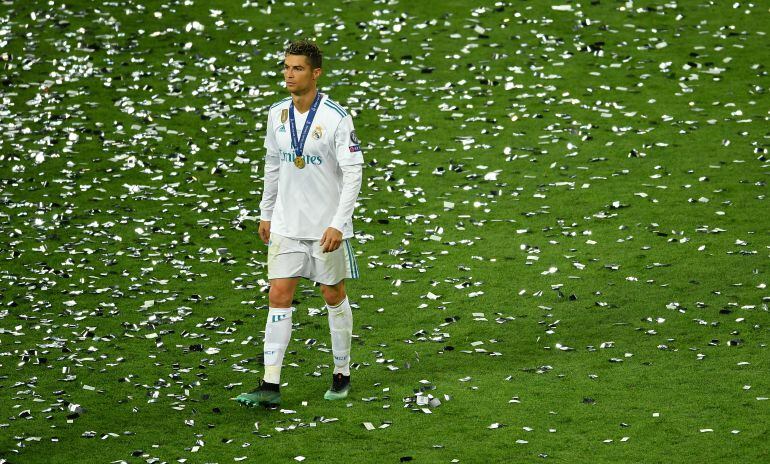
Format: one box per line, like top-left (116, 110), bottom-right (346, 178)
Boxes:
top-left (185, 21), bottom-right (205, 32)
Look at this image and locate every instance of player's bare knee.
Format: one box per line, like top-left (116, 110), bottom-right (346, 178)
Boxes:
top-left (321, 283), bottom-right (346, 306)
top-left (269, 285), bottom-right (294, 307)
top-left (269, 278), bottom-right (297, 300)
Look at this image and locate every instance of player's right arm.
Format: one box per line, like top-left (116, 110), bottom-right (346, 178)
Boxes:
top-left (258, 219), bottom-right (271, 244)
top-left (259, 107), bottom-right (281, 244)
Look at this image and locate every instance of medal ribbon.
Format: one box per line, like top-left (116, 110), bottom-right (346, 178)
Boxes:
top-left (289, 91), bottom-right (323, 159)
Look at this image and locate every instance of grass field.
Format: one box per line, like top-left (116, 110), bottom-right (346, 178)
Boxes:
top-left (1, 0), bottom-right (768, 462)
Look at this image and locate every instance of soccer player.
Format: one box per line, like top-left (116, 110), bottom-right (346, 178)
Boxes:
top-left (235, 40), bottom-right (364, 407)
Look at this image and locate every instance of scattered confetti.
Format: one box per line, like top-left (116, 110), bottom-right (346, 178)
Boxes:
top-left (0, 2), bottom-right (767, 463)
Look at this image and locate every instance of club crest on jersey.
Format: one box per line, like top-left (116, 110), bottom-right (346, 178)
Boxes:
top-left (280, 108), bottom-right (288, 124)
top-left (312, 125), bottom-right (323, 140)
top-left (350, 130), bottom-right (360, 145)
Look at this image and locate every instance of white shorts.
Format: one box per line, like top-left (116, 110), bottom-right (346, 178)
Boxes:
top-left (267, 233), bottom-right (359, 285)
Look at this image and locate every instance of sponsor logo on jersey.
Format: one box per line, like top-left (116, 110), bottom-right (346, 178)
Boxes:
top-left (349, 145), bottom-right (361, 153)
top-left (350, 130), bottom-right (360, 144)
top-left (280, 150), bottom-right (323, 166)
top-left (278, 125), bottom-right (286, 133)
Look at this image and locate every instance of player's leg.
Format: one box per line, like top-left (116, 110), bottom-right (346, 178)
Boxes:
top-left (264, 277), bottom-right (300, 384)
top-left (321, 280), bottom-right (352, 374)
top-left (321, 280), bottom-right (353, 400)
top-left (237, 233), bottom-right (306, 407)
top-left (311, 238), bottom-right (358, 400)
top-left (235, 277), bottom-right (299, 407)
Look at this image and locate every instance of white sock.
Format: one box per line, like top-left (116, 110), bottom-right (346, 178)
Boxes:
top-left (263, 307), bottom-right (293, 384)
top-left (327, 297), bottom-right (353, 376)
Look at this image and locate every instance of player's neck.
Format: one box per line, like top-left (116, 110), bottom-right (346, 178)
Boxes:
top-left (291, 88), bottom-right (318, 114)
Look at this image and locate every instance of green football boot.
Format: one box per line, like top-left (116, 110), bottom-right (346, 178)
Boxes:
top-left (324, 373), bottom-right (351, 400)
top-left (235, 381), bottom-right (281, 407)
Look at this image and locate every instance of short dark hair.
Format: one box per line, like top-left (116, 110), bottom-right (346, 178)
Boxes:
top-left (285, 39), bottom-right (322, 69)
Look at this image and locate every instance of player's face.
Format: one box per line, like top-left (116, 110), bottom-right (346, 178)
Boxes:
top-left (283, 54), bottom-right (321, 95)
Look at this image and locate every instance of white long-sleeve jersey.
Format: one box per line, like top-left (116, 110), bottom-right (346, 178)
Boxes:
top-left (259, 94), bottom-right (364, 240)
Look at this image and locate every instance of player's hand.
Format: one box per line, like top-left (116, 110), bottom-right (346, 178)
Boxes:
top-left (258, 220), bottom-right (271, 245)
top-left (320, 227), bottom-right (343, 253)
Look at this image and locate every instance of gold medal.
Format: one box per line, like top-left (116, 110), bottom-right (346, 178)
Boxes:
top-left (294, 155), bottom-right (305, 169)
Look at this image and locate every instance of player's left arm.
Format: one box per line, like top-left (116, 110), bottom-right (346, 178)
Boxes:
top-left (321, 114), bottom-right (364, 253)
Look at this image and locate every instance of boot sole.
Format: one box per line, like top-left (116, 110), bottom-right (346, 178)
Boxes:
top-left (235, 396), bottom-right (280, 408)
top-left (324, 388), bottom-right (350, 400)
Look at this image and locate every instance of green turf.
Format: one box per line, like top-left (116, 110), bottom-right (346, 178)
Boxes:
top-left (1, 0), bottom-right (768, 462)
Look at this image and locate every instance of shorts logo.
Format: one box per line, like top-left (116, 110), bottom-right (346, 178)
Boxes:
top-left (350, 130), bottom-right (360, 144)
